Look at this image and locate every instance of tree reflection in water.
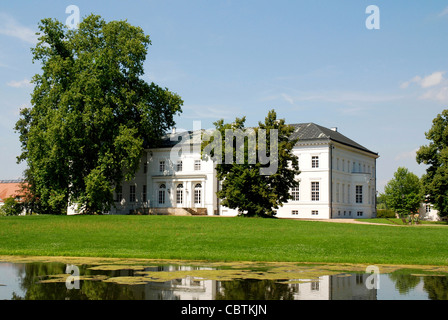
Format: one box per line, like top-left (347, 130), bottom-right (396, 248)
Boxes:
top-left (423, 276), bottom-right (448, 300)
top-left (216, 279), bottom-right (295, 300)
top-left (387, 272), bottom-right (448, 300)
top-left (12, 262), bottom-right (137, 300)
top-left (387, 272), bottom-right (421, 295)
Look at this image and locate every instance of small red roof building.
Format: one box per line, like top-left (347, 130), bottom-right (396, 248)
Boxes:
top-left (0, 180), bottom-right (26, 203)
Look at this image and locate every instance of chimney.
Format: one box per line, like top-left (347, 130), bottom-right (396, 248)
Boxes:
top-left (172, 127), bottom-right (176, 134)
top-left (331, 127), bottom-right (338, 132)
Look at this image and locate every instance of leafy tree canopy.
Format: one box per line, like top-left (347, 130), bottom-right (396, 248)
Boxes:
top-left (15, 14), bottom-right (183, 214)
top-left (201, 109), bottom-right (300, 218)
top-left (416, 109), bottom-right (448, 217)
top-left (0, 198), bottom-right (22, 216)
top-left (383, 167), bottom-right (422, 217)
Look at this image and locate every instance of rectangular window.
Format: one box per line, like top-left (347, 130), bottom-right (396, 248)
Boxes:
top-left (129, 185), bottom-right (136, 202)
top-left (311, 182), bottom-right (320, 201)
top-left (292, 210), bottom-right (298, 215)
top-left (194, 160), bottom-right (201, 171)
top-left (312, 156), bottom-right (319, 168)
top-left (336, 183), bottom-right (340, 203)
top-left (142, 185), bottom-right (147, 202)
top-left (115, 186), bottom-right (122, 202)
top-left (357, 211), bottom-right (363, 217)
top-left (291, 187), bottom-right (300, 201)
top-left (177, 160), bottom-right (183, 172)
top-left (356, 185), bottom-right (363, 204)
top-left (311, 210), bottom-right (319, 216)
top-left (426, 204), bottom-right (431, 213)
top-left (159, 160), bottom-right (165, 172)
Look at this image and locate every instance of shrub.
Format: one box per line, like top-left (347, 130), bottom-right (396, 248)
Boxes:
top-left (0, 197), bottom-right (22, 216)
top-left (376, 209), bottom-right (396, 218)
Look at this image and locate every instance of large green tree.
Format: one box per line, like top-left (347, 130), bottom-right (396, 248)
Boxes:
top-left (201, 110), bottom-right (300, 218)
top-left (416, 109), bottom-right (448, 218)
top-left (15, 15), bottom-right (183, 214)
top-left (383, 167), bottom-right (423, 217)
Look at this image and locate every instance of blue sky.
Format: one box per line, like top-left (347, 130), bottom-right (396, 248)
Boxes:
top-left (1, 1), bottom-right (448, 193)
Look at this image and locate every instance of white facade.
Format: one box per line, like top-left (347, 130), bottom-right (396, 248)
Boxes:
top-left (275, 140), bottom-right (378, 219)
top-left (100, 123), bottom-right (379, 219)
top-left (290, 274), bottom-right (377, 300)
top-left (108, 146), bottom-right (218, 216)
top-left (419, 203), bottom-right (440, 221)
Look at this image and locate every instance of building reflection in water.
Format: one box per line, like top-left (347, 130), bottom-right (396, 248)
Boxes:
top-left (2, 262), bottom-right (448, 300)
top-left (129, 265), bottom-right (219, 300)
top-left (118, 266), bottom-right (378, 300)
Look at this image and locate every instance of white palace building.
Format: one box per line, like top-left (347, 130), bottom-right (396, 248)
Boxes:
top-left (100, 123), bottom-right (379, 219)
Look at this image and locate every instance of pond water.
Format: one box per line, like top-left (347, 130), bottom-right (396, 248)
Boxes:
top-left (1, 257), bottom-right (447, 300)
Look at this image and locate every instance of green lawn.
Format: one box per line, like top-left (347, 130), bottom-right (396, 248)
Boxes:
top-left (356, 218), bottom-right (448, 226)
top-left (1, 215), bottom-right (447, 266)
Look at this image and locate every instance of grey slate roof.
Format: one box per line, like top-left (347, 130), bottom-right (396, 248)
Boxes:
top-left (289, 123), bottom-right (377, 155)
top-left (151, 123), bottom-right (378, 156)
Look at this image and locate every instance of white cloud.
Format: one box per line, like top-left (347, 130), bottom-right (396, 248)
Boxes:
top-left (400, 76), bottom-right (421, 89)
top-left (401, 71), bottom-right (448, 102)
top-left (0, 13), bottom-right (38, 44)
top-left (421, 71), bottom-right (445, 88)
top-left (7, 78), bottom-right (32, 88)
top-left (420, 86), bottom-right (448, 102)
top-left (401, 71), bottom-right (445, 89)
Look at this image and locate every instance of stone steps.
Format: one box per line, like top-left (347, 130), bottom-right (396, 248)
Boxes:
top-left (148, 207), bottom-right (207, 216)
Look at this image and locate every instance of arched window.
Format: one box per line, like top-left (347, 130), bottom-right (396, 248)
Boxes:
top-left (176, 184), bottom-right (183, 204)
top-left (158, 184), bottom-right (166, 204)
top-left (194, 183), bottom-right (202, 205)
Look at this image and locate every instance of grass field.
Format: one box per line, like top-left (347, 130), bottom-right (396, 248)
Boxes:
top-left (0, 215), bottom-right (447, 266)
top-left (357, 218), bottom-right (448, 226)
